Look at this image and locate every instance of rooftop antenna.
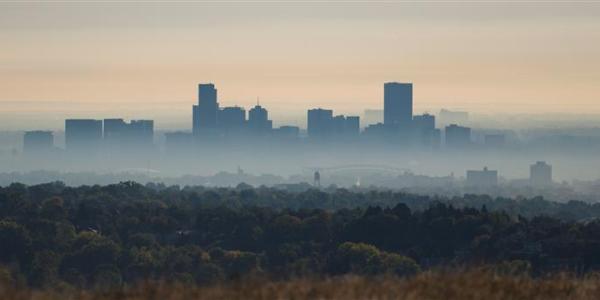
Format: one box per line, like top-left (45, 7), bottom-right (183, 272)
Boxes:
top-left (257, 96), bottom-right (260, 106)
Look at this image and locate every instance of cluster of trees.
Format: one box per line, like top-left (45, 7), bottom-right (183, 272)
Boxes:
top-left (1, 181), bottom-right (600, 289)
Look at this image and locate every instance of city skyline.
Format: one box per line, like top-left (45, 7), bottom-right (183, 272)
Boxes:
top-left (2, 2), bottom-right (600, 130)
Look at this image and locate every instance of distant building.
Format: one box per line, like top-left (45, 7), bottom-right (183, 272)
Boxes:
top-left (247, 105), bottom-right (273, 134)
top-left (332, 115), bottom-right (360, 137)
top-left (345, 116), bottom-right (360, 135)
top-left (413, 114), bottom-right (435, 132)
top-left (484, 134), bottom-right (506, 148)
top-left (466, 167), bottom-right (498, 187)
top-left (104, 119), bottom-right (154, 148)
top-left (362, 123), bottom-right (387, 139)
top-left (193, 83), bottom-right (219, 135)
top-left (65, 119), bottom-right (103, 152)
top-left (218, 106), bottom-right (246, 132)
top-left (413, 114), bottom-right (436, 147)
top-left (530, 161), bottom-right (552, 187)
top-left (445, 124), bottom-right (471, 148)
top-left (23, 131), bottom-right (54, 154)
top-left (307, 108), bottom-right (333, 139)
top-left (273, 126), bottom-right (300, 140)
top-left (384, 82), bottom-right (413, 130)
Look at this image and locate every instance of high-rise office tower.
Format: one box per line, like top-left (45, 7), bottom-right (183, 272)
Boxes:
top-left (307, 108), bottom-right (333, 139)
top-left (130, 120), bottom-right (154, 146)
top-left (332, 115), bottom-right (360, 137)
top-left (530, 161), bottom-right (553, 187)
top-left (248, 105), bottom-right (273, 134)
top-left (104, 119), bottom-right (154, 148)
top-left (384, 82), bottom-right (413, 130)
top-left (218, 106), bottom-right (246, 131)
top-left (193, 83), bottom-right (219, 135)
top-left (103, 118), bottom-right (128, 141)
top-left (65, 119), bottom-right (103, 152)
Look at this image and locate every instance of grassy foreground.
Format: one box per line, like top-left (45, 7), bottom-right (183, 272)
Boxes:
top-left (2, 270), bottom-right (600, 300)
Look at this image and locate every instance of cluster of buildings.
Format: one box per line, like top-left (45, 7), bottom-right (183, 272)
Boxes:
top-left (22, 82), bottom-right (488, 153)
top-left (23, 119), bottom-right (154, 155)
top-left (466, 161), bottom-right (554, 188)
top-left (168, 82), bottom-right (475, 150)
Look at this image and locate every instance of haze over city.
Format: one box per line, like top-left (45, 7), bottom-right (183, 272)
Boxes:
top-left (5, 1), bottom-right (600, 299)
top-left (2, 1), bottom-right (600, 130)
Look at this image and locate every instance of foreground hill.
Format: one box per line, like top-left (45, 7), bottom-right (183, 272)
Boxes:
top-left (2, 270), bottom-right (600, 300)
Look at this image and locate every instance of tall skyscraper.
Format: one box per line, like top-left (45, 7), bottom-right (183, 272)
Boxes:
top-left (307, 108), bottom-right (333, 139)
top-left (248, 105), bottom-right (273, 134)
top-left (193, 83), bottom-right (219, 135)
top-left (65, 119), bottom-right (103, 152)
top-left (530, 161), bottom-right (553, 187)
top-left (218, 106), bottom-right (246, 131)
top-left (384, 82), bottom-right (413, 130)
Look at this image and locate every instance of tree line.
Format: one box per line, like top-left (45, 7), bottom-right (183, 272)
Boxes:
top-left (1, 181), bottom-right (600, 288)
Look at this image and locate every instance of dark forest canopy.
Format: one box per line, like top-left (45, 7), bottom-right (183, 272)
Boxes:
top-left (1, 181), bottom-right (600, 289)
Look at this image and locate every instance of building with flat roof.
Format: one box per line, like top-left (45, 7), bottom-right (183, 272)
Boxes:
top-left (307, 108), bottom-right (333, 139)
top-left (65, 119), bottom-right (103, 152)
top-left (466, 167), bottom-right (498, 187)
top-left (384, 82), bottom-right (413, 130)
top-left (530, 161), bottom-right (553, 187)
top-left (193, 83), bottom-right (219, 135)
top-left (445, 124), bottom-right (471, 148)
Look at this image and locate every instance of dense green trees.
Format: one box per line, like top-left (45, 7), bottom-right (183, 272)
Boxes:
top-left (0, 181), bottom-right (600, 288)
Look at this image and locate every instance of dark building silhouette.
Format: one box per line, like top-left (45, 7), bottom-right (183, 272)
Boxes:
top-left (362, 123), bottom-right (387, 139)
top-left (23, 131), bottom-right (54, 154)
top-left (345, 116), bottom-right (360, 135)
top-left (219, 106), bottom-right (246, 133)
top-left (384, 82), bottom-right (413, 130)
top-left (307, 108), bottom-right (333, 139)
top-left (445, 124), bottom-right (471, 148)
top-left (65, 119), bottom-right (103, 152)
top-left (413, 114), bottom-right (437, 148)
top-left (466, 167), bottom-right (498, 187)
top-left (530, 161), bottom-right (552, 187)
top-left (332, 115), bottom-right (360, 137)
top-left (273, 126), bottom-right (300, 141)
top-left (193, 83), bottom-right (219, 135)
top-left (248, 104), bottom-right (273, 134)
top-left (413, 114), bottom-right (435, 132)
top-left (104, 119), bottom-right (154, 148)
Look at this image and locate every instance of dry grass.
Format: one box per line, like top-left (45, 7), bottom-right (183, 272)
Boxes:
top-left (3, 269), bottom-right (600, 300)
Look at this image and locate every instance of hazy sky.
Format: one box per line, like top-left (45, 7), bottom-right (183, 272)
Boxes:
top-left (1, 1), bottom-right (600, 129)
